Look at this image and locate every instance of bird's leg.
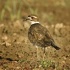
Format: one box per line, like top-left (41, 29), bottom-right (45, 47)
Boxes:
top-left (43, 47), bottom-right (45, 61)
top-left (36, 46), bottom-right (39, 60)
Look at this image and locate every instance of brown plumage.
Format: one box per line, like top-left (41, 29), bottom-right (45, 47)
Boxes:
top-left (25, 15), bottom-right (60, 60)
top-left (28, 23), bottom-right (60, 52)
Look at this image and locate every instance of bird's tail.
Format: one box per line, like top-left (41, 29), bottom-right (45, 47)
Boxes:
top-left (51, 43), bottom-right (60, 50)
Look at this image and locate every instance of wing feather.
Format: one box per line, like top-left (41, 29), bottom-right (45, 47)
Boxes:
top-left (28, 23), bottom-right (54, 47)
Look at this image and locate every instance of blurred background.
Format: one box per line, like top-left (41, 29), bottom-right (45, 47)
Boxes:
top-left (0, 0), bottom-right (70, 70)
top-left (0, 0), bottom-right (70, 24)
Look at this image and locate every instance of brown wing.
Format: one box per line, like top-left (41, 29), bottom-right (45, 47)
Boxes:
top-left (28, 23), bottom-right (54, 47)
top-left (44, 26), bottom-right (54, 42)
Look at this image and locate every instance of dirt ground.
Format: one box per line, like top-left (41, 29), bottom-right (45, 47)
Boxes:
top-left (0, 0), bottom-right (70, 70)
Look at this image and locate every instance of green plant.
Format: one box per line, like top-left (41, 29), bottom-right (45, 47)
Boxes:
top-left (23, 0), bottom-right (38, 15)
top-left (40, 60), bottom-right (53, 68)
top-left (0, 9), bottom-right (5, 21)
top-left (0, 0), bottom-right (23, 21)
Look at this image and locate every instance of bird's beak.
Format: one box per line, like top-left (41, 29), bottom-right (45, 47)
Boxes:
top-left (22, 16), bottom-right (32, 21)
top-left (22, 16), bottom-right (29, 21)
top-left (26, 18), bottom-right (30, 20)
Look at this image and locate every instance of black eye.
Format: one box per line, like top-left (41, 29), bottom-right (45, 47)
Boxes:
top-left (31, 16), bottom-right (34, 19)
top-left (28, 15), bottom-right (31, 17)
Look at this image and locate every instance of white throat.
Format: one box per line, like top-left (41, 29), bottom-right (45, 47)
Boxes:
top-left (30, 21), bottom-right (39, 25)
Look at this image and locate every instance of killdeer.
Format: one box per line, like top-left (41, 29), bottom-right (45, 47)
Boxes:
top-left (25, 15), bottom-right (60, 60)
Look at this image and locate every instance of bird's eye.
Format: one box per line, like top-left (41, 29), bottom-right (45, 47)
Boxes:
top-left (28, 15), bottom-right (31, 17)
top-left (31, 16), bottom-right (34, 19)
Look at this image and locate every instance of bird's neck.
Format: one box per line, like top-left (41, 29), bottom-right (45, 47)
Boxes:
top-left (30, 21), bottom-right (40, 25)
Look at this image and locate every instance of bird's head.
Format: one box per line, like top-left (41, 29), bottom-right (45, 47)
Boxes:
top-left (26, 15), bottom-right (39, 24)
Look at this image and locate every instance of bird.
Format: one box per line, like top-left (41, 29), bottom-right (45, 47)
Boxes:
top-left (25, 15), bottom-right (60, 60)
